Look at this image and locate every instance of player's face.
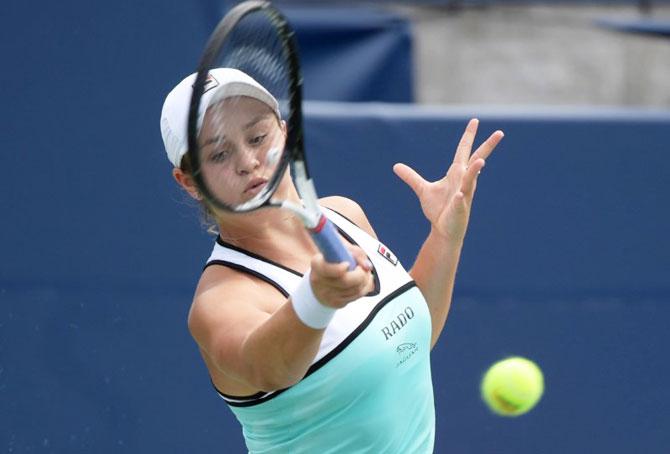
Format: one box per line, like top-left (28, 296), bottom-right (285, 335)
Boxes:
top-left (198, 96), bottom-right (286, 207)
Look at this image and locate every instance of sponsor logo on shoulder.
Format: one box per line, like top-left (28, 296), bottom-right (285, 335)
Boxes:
top-left (377, 243), bottom-right (398, 266)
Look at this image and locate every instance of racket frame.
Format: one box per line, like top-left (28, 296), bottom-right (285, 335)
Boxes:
top-left (186, 0), bottom-right (355, 267)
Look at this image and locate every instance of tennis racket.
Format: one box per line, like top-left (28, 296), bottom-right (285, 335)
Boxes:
top-left (187, 0), bottom-right (355, 268)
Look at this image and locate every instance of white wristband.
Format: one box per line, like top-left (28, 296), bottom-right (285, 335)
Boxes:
top-left (291, 272), bottom-right (336, 329)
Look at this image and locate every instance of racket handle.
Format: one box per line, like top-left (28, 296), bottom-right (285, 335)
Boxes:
top-left (310, 215), bottom-right (356, 270)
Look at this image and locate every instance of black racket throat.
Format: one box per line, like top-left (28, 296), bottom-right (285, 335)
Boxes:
top-left (187, 0), bottom-right (308, 214)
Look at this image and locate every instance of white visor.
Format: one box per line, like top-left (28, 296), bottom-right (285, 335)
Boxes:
top-left (159, 68), bottom-right (281, 167)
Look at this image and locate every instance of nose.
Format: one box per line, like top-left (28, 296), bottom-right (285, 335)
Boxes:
top-left (235, 147), bottom-right (260, 175)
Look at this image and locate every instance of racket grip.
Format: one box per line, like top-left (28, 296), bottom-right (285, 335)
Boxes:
top-left (310, 215), bottom-right (356, 270)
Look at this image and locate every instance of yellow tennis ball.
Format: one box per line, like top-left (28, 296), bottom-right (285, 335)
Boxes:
top-left (481, 356), bottom-right (544, 416)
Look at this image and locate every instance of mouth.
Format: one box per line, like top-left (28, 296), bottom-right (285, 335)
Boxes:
top-left (244, 177), bottom-right (268, 194)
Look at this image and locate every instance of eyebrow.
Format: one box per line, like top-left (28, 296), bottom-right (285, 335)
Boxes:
top-left (201, 115), bottom-right (272, 148)
top-left (243, 114), bottom-right (272, 130)
top-left (201, 135), bottom-right (224, 148)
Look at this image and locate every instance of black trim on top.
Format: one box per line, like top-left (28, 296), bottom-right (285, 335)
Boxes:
top-left (212, 378), bottom-right (268, 401)
top-left (333, 226), bottom-right (380, 298)
top-left (223, 281), bottom-right (417, 407)
top-left (321, 206), bottom-right (361, 229)
top-left (204, 260), bottom-right (289, 298)
top-left (322, 207), bottom-right (380, 297)
top-left (215, 226), bottom-right (380, 297)
top-left (220, 390), bottom-right (268, 401)
top-left (216, 237), bottom-right (303, 277)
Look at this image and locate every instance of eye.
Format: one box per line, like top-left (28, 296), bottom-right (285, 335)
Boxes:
top-left (250, 134), bottom-right (267, 146)
top-left (208, 149), bottom-right (231, 163)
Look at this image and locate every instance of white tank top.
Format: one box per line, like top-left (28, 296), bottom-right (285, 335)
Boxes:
top-left (204, 207), bottom-right (435, 453)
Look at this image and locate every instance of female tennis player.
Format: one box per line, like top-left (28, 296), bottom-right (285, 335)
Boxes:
top-left (160, 68), bottom-right (503, 453)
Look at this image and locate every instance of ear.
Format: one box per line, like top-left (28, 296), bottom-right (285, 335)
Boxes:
top-left (172, 167), bottom-right (201, 200)
top-left (280, 119), bottom-right (287, 137)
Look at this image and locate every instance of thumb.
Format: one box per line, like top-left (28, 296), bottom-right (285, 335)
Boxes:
top-left (349, 244), bottom-right (373, 270)
top-left (393, 163), bottom-right (425, 198)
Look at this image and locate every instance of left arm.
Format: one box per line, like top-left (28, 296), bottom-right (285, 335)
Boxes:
top-left (394, 119), bottom-right (504, 349)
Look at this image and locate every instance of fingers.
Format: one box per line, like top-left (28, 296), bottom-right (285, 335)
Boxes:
top-left (312, 255), bottom-right (350, 279)
top-left (460, 158), bottom-right (485, 198)
top-left (455, 119), bottom-right (505, 168)
top-left (311, 246), bottom-right (370, 277)
top-left (393, 163), bottom-right (425, 197)
top-left (470, 130), bottom-right (504, 163)
top-left (454, 118), bottom-right (479, 165)
top-left (348, 244), bottom-right (373, 272)
top-left (461, 129), bottom-right (504, 196)
top-left (310, 246), bottom-right (374, 307)
top-left (396, 121), bottom-right (503, 193)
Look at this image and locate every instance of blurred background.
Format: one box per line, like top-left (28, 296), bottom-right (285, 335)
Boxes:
top-left (2, 0), bottom-right (669, 452)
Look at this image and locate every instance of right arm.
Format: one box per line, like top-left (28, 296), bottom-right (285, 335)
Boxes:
top-left (188, 247), bottom-right (373, 392)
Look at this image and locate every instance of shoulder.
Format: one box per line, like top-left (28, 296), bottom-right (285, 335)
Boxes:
top-left (319, 195), bottom-right (378, 240)
top-left (187, 266), bottom-right (281, 350)
top-left (190, 265), bottom-right (281, 320)
top-left (186, 265), bottom-right (286, 394)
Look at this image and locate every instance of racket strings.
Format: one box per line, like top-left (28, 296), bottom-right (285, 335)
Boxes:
top-left (218, 12), bottom-right (291, 115)
top-left (197, 9), bottom-right (294, 210)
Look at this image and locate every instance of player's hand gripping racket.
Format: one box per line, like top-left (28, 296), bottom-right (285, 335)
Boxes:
top-left (187, 1), bottom-right (355, 269)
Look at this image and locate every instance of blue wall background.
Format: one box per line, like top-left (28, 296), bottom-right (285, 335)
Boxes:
top-left (2, 1), bottom-right (670, 453)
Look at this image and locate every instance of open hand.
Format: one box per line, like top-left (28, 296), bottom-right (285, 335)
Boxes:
top-left (393, 118), bottom-right (504, 243)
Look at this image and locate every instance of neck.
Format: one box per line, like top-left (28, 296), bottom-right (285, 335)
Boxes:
top-left (214, 175), bottom-right (319, 256)
top-left (217, 209), bottom-right (319, 272)
top-left (217, 208), bottom-right (300, 242)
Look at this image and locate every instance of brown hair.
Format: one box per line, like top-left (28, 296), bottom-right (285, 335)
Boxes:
top-left (180, 154), bottom-right (219, 235)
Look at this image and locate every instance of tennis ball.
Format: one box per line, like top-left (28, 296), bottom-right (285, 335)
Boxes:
top-left (481, 356), bottom-right (544, 417)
